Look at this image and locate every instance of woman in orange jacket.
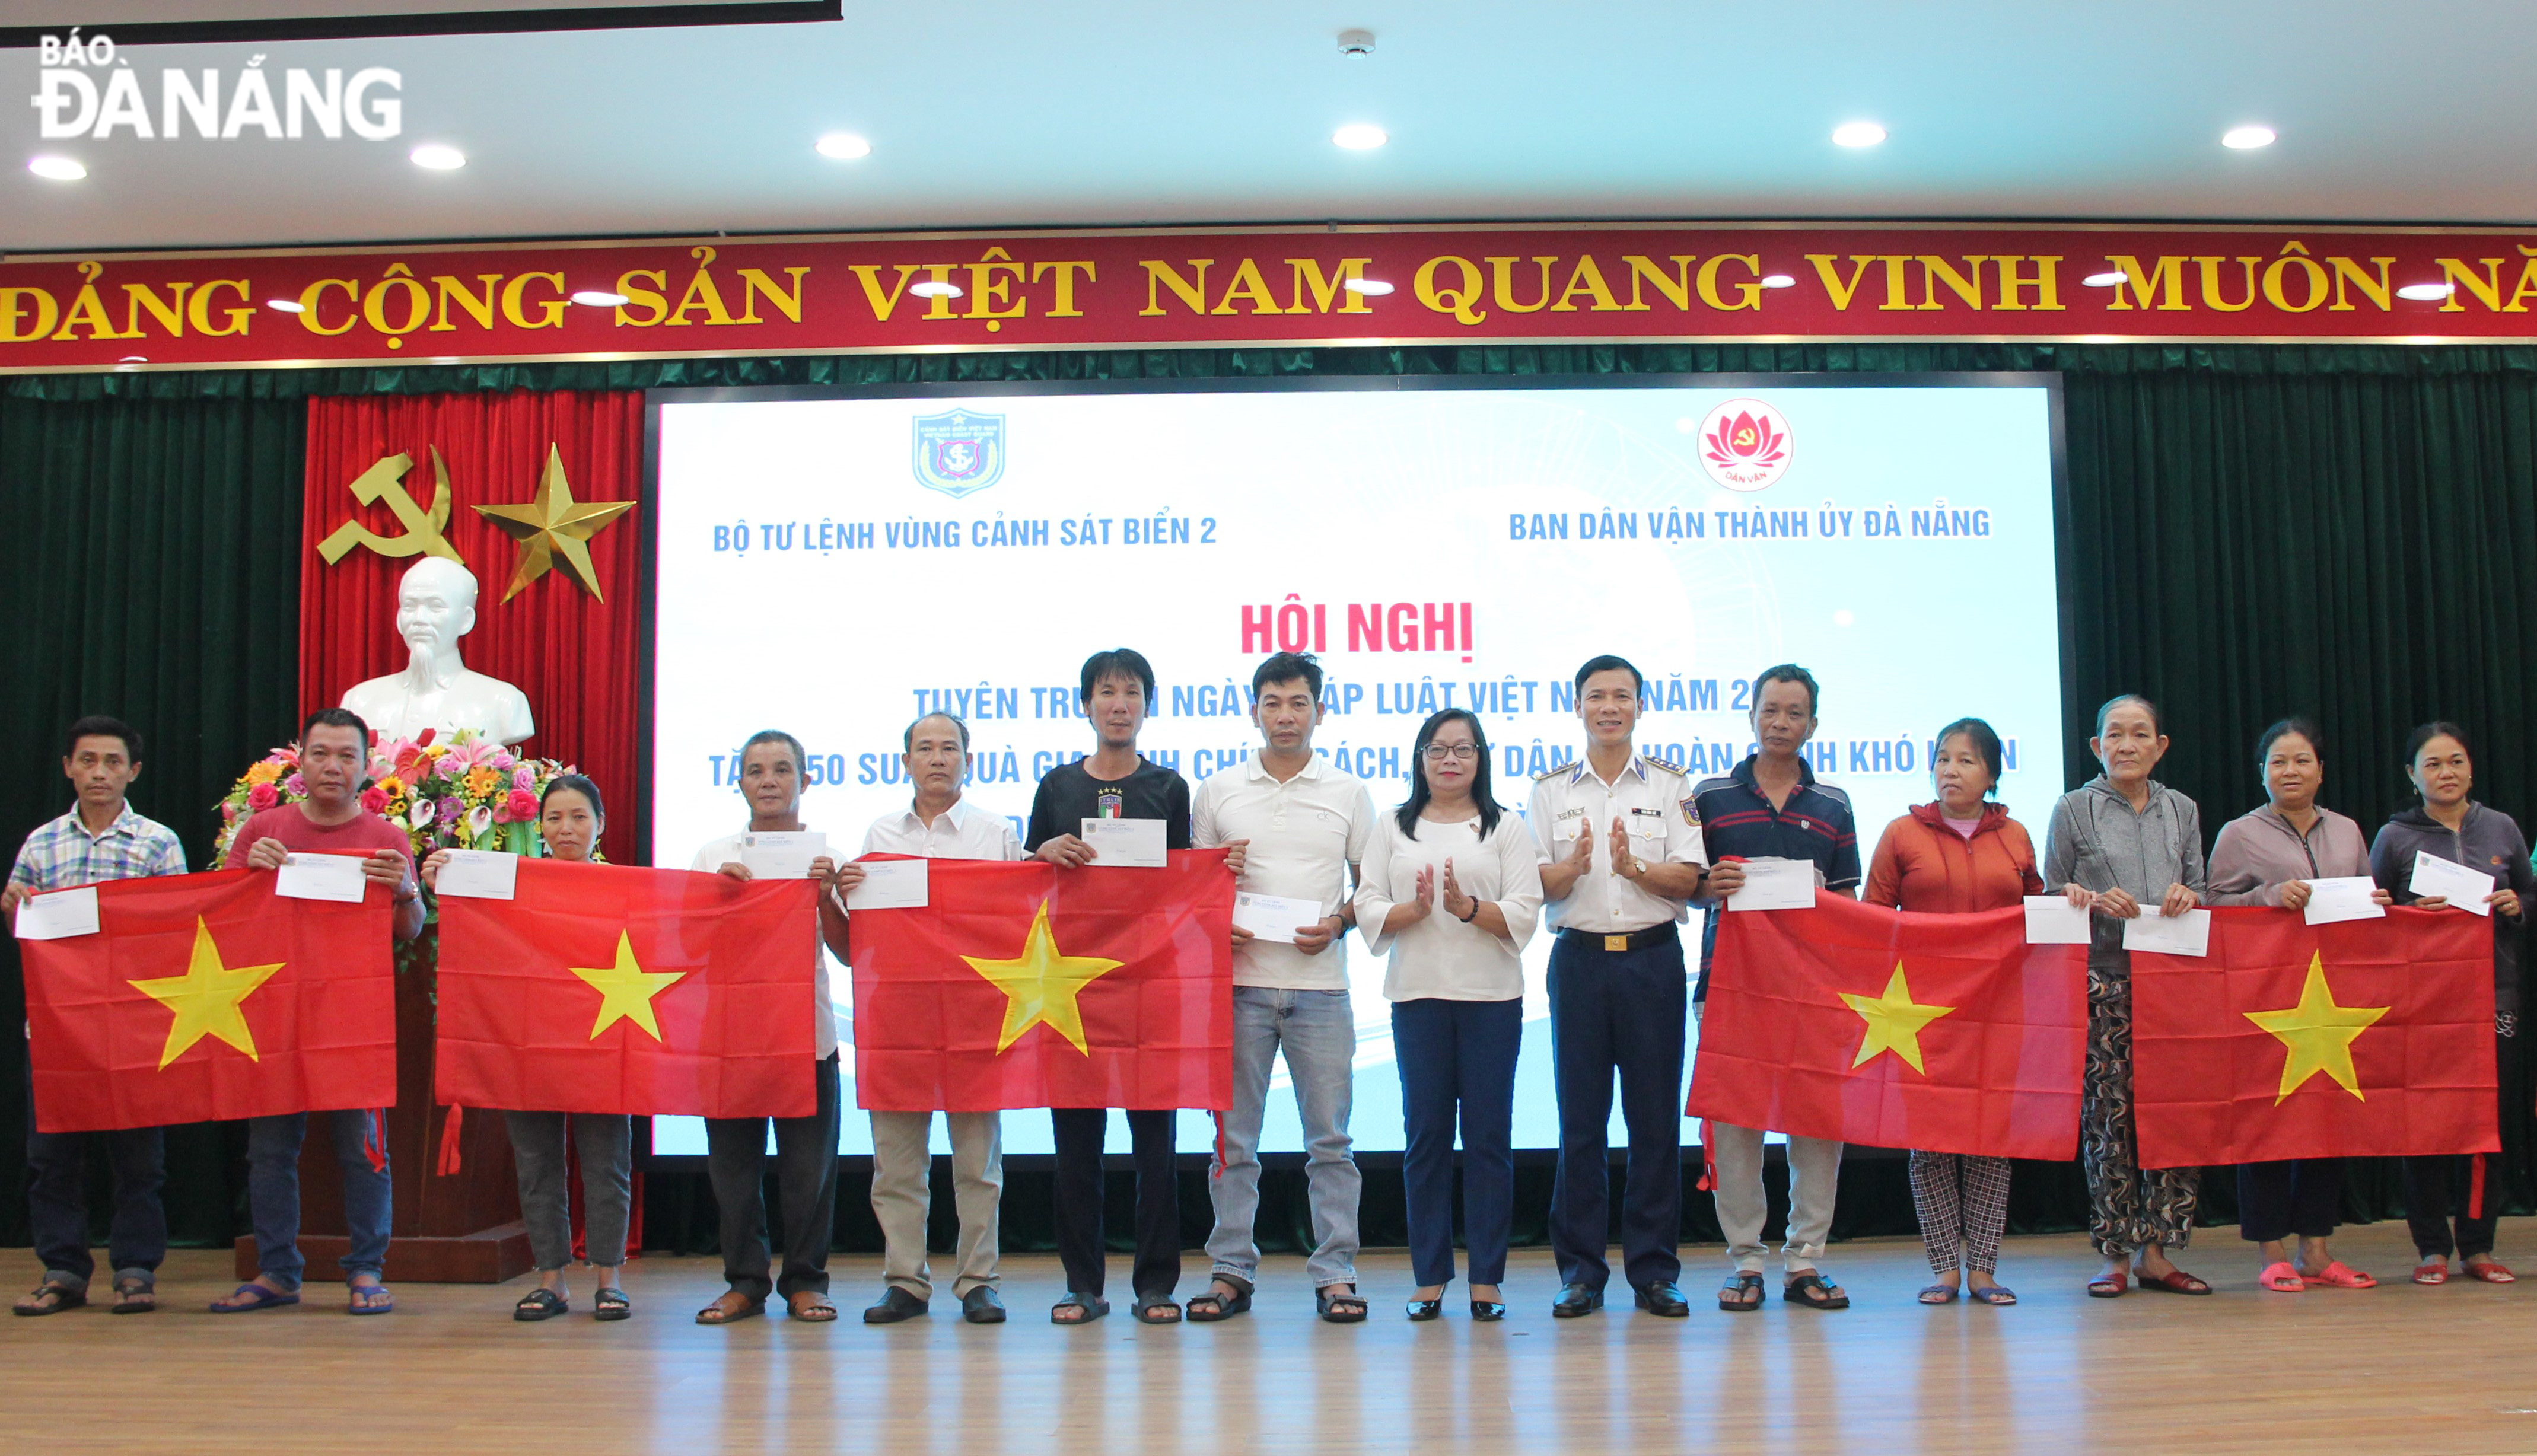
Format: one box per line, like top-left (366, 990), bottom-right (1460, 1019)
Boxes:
top-left (1864, 718), bottom-right (2044, 1307)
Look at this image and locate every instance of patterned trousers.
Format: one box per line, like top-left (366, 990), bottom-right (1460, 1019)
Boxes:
top-left (2082, 961), bottom-right (2198, 1255)
top-left (1909, 1151), bottom-right (2013, 1275)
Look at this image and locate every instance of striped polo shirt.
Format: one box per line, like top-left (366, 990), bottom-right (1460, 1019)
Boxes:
top-left (1690, 754), bottom-right (1860, 999)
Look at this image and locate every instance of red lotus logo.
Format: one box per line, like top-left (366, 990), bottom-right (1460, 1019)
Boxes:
top-left (1696, 398), bottom-right (1793, 492)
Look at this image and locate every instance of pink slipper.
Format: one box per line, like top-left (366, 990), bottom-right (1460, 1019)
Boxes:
top-left (2301, 1260), bottom-right (2376, 1289)
top-left (2258, 1261), bottom-right (2304, 1293)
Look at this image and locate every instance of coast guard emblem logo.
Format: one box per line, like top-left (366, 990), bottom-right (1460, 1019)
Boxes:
top-left (912, 409), bottom-right (1007, 498)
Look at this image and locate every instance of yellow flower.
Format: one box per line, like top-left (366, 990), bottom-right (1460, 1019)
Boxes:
top-left (378, 775), bottom-right (405, 796)
top-left (464, 766), bottom-right (501, 798)
top-left (245, 762), bottom-right (284, 786)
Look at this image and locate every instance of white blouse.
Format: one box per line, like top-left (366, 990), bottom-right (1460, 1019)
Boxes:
top-left (1354, 809), bottom-right (1544, 1002)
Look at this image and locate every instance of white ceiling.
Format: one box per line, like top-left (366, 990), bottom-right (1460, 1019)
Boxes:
top-left (5, 0), bottom-right (2535, 255)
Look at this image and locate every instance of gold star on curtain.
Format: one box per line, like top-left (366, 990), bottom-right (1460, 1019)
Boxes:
top-left (2244, 954), bottom-right (2389, 1103)
top-left (1839, 963), bottom-right (1957, 1075)
top-left (129, 918), bottom-right (285, 1069)
top-left (472, 444), bottom-right (637, 603)
top-left (962, 899), bottom-right (1124, 1054)
top-left (569, 931), bottom-right (687, 1041)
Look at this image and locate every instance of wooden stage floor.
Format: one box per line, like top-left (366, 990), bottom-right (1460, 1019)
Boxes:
top-left (7, 1218), bottom-right (2536, 1453)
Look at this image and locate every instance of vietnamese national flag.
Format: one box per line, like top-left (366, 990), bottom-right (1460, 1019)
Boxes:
top-left (850, 850), bottom-right (1234, 1113)
top-left (21, 867), bottom-right (397, 1133)
top-left (434, 859), bottom-right (819, 1117)
top-left (1686, 895), bottom-right (2087, 1159)
top-left (2130, 907), bottom-right (2497, 1168)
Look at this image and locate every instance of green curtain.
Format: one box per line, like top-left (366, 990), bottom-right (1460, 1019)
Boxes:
top-left (6, 342), bottom-right (2535, 1257)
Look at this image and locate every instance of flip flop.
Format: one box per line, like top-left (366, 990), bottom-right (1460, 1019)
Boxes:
top-left (108, 1275), bottom-right (155, 1314)
top-left (348, 1280), bottom-right (395, 1315)
top-left (2412, 1261), bottom-right (2449, 1285)
top-left (2302, 1261), bottom-right (2376, 1289)
top-left (1717, 1272), bottom-right (1764, 1312)
top-left (1782, 1272), bottom-right (1848, 1310)
top-left (13, 1280), bottom-right (85, 1317)
top-left (2259, 1261), bottom-right (2306, 1293)
top-left (2463, 1260), bottom-right (2518, 1283)
top-left (210, 1282), bottom-right (299, 1313)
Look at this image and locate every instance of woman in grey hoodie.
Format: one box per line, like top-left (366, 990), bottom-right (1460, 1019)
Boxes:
top-left (2208, 718), bottom-right (2390, 1292)
top-left (2368, 721), bottom-right (2532, 1285)
top-left (2043, 694), bottom-right (2210, 1298)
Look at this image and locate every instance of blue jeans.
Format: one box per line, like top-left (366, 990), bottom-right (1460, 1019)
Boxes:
top-left (1548, 928), bottom-right (1688, 1291)
top-left (247, 1110), bottom-right (393, 1287)
top-left (24, 1062), bottom-right (165, 1288)
top-left (1392, 997), bottom-right (1521, 1289)
top-left (1205, 986), bottom-right (1361, 1289)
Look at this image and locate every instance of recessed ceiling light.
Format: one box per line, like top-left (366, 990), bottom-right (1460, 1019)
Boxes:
top-left (571, 290), bottom-right (630, 307)
top-left (1760, 274), bottom-right (1796, 289)
top-left (265, 298), bottom-right (305, 313)
top-left (28, 155), bottom-right (85, 181)
top-left (2083, 271), bottom-right (2126, 287)
top-left (2397, 282), bottom-right (2454, 301)
top-left (1832, 121), bottom-right (1886, 148)
top-left (814, 132), bottom-right (871, 160)
top-left (908, 280), bottom-right (963, 298)
top-left (1342, 278), bottom-right (1395, 295)
top-left (410, 144), bottom-right (466, 170)
top-left (1333, 123), bottom-right (1388, 151)
top-left (2221, 125), bottom-right (2275, 150)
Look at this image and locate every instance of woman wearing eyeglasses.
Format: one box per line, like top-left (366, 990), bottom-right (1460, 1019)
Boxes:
top-left (1355, 709), bottom-right (1543, 1323)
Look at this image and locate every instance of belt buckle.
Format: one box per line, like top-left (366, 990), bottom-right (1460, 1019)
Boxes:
top-left (1603, 934), bottom-right (1629, 952)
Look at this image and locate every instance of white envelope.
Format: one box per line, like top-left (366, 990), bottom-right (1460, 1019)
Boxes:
top-left (1081, 817), bottom-right (1168, 868)
top-left (2411, 851), bottom-right (2497, 917)
top-left (2121, 907), bottom-right (2211, 957)
top-left (433, 849), bottom-right (519, 900)
top-left (1234, 891), bottom-right (1324, 944)
top-left (846, 858), bottom-right (930, 911)
top-left (13, 885), bottom-right (99, 941)
top-left (741, 830), bottom-right (829, 880)
top-left (2301, 875), bottom-right (2386, 926)
top-left (1726, 857), bottom-right (1816, 912)
top-left (2023, 894), bottom-right (2093, 945)
top-left (276, 852), bottom-right (369, 903)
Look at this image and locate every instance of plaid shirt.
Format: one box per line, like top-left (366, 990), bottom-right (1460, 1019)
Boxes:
top-left (8, 802), bottom-right (189, 894)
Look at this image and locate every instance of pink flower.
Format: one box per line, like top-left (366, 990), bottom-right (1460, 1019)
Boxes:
top-left (438, 795), bottom-right (464, 826)
top-left (505, 788), bottom-right (540, 821)
top-left (513, 766), bottom-right (536, 792)
top-left (360, 786), bottom-right (389, 814)
top-left (248, 782), bottom-right (279, 810)
top-left (491, 751), bottom-right (517, 771)
top-left (284, 773), bottom-right (307, 796)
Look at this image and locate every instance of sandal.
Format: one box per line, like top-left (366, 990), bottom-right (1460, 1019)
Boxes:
top-left (594, 1288), bottom-right (632, 1321)
top-left (1968, 1285), bottom-right (2017, 1306)
top-left (2133, 1266), bottom-right (2212, 1295)
top-left (1717, 1272), bottom-right (1764, 1312)
top-left (2412, 1261), bottom-right (2449, 1285)
top-left (2463, 1259), bottom-right (2518, 1283)
top-left (1783, 1272), bottom-right (1848, 1310)
top-left (1132, 1293), bottom-right (1182, 1325)
top-left (1317, 1285), bottom-right (1368, 1324)
top-left (2300, 1261), bottom-right (2375, 1289)
top-left (210, 1281), bottom-right (299, 1313)
top-left (786, 1291), bottom-right (839, 1322)
top-left (109, 1275), bottom-right (155, 1314)
top-left (2258, 1261), bottom-right (2306, 1293)
top-left (2087, 1270), bottom-right (2127, 1298)
top-left (1186, 1276), bottom-right (1253, 1323)
top-left (514, 1288), bottom-right (569, 1321)
top-left (1051, 1292), bottom-right (1110, 1325)
top-left (695, 1291), bottom-right (765, 1325)
top-left (12, 1278), bottom-right (85, 1317)
top-left (347, 1277), bottom-right (395, 1316)
top-left (1917, 1283), bottom-right (1959, 1305)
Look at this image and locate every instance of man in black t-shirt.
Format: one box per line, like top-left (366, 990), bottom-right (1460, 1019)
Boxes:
top-left (1026, 647), bottom-right (1198, 1327)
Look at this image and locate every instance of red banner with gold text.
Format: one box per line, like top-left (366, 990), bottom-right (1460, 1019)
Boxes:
top-left (9, 222), bottom-right (2537, 372)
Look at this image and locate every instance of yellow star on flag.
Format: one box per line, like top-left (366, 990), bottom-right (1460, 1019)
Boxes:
top-left (2244, 953), bottom-right (2389, 1104)
top-left (129, 918), bottom-right (285, 1070)
top-left (1839, 963), bottom-right (1957, 1075)
top-left (471, 444), bottom-right (637, 603)
top-left (962, 899), bottom-right (1124, 1054)
top-left (569, 931), bottom-right (686, 1041)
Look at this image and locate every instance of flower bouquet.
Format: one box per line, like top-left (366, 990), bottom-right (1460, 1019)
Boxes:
top-left (216, 727), bottom-right (590, 867)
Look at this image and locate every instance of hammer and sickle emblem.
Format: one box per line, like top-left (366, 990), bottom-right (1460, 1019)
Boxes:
top-left (316, 448), bottom-right (466, 566)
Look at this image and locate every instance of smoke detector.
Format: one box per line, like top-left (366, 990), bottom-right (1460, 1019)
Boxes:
top-left (1338, 28), bottom-right (1375, 57)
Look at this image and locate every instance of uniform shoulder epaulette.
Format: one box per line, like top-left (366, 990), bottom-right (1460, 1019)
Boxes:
top-left (1638, 753), bottom-right (1687, 778)
top-left (1532, 762), bottom-right (1571, 782)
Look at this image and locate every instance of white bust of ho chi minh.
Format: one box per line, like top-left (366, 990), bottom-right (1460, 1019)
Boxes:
top-left (340, 557), bottom-right (536, 747)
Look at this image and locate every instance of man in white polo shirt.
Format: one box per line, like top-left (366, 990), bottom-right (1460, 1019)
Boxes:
top-left (1188, 652), bottom-right (1376, 1323)
top-left (836, 712), bottom-right (1022, 1326)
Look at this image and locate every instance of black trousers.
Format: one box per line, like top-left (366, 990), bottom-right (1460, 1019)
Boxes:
top-left (1050, 1107), bottom-right (1180, 1300)
top-left (2237, 1158), bottom-right (2341, 1243)
top-left (704, 1053), bottom-right (842, 1301)
top-left (1546, 926), bottom-right (1687, 1292)
top-left (2405, 1153), bottom-right (2500, 1261)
